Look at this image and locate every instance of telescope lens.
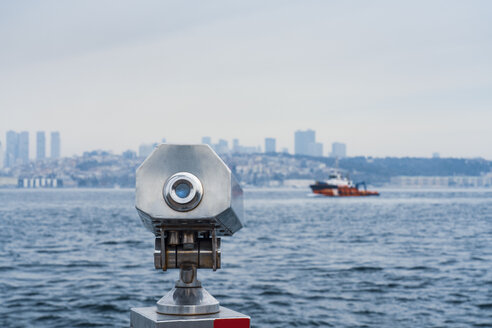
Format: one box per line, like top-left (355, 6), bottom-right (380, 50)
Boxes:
top-left (175, 182), bottom-right (191, 198)
top-left (163, 172), bottom-right (203, 211)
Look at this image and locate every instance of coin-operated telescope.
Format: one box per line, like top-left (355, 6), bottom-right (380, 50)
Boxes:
top-left (130, 144), bottom-right (250, 328)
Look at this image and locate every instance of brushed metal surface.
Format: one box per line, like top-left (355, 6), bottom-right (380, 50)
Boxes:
top-left (135, 144), bottom-right (243, 237)
top-left (156, 286), bottom-right (219, 315)
top-left (130, 306), bottom-right (250, 328)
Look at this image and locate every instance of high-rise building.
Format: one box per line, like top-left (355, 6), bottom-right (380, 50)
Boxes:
top-left (161, 138), bottom-right (167, 144)
top-left (265, 138), bottom-right (276, 153)
top-left (201, 137), bottom-right (212, 146)
top-left (122, 149), bottom-right (137, 159)
top-left (0, 141), bottom-right (3, 169)
top-left (138, 143), bottom-right (156, 158)
top-left (18, 131), bottom-right (29, 164)
top-left (36, 131), bottom-right (46, 161)
top-left (51, 131), bottom-right (61, 159)
top-left (330, 142), bottom-right (346, 158)
top-left (5, 131), bottom-right (18, 168)
top-left (294, 129), bottom-right (315, 156)
top-left (232, 139), bottom-right (240, 153)
top-left (215, 139), bottom-right (229, 154)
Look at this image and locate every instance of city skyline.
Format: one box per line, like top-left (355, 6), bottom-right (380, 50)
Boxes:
top-left (3, 130), bottom-right (60, 167)
top-left (1, 128), bottom-right (488, 161)
top-left (0, 125), bottom-right (489, 160)
top-left (1, 1), bottom-right (491, 159)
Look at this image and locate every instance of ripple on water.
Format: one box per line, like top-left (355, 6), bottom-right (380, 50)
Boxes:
top-left (0, 189), bottom-right (492, 328)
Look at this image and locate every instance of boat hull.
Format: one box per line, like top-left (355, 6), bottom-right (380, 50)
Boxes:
top-left (310, 184), bottom-right (379, 197)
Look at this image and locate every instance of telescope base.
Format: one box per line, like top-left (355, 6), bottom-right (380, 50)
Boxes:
top-left (156, 286), bottom-right (219, 315)
top-left (130, 306), bottom-right (250, 328)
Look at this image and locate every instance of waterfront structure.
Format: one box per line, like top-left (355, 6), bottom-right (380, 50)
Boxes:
top-left (18, 177), bottom-right (62, 188)
top-left (294, 129), bottom-right (315, 156)
top-left (330, 142), bottom-right (346, 158)
top-left (18, 131), bottom-right (29, 164)
top-left (265, 138), bottom-right (276, 153)
top-left (432, 152), bottom-right (440, 158)
top-left (51, 131), bottom-right (61, 159)
top-left (36, 131), bottom-right (46, 160)
top-left (3, 146), bottom-right (491, 189)
top-left (390, 175), bottom-right (492, 188)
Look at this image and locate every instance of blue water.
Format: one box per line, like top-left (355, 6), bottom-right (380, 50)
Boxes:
top-left (0, 188), bottom-right (491, 327)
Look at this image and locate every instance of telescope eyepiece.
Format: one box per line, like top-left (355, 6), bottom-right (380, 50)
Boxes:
top-left (163, 172), bottom-right (203, 212)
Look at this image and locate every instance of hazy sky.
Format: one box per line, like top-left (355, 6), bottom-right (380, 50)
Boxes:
top-left (1, 1), bottom-right (491, 158)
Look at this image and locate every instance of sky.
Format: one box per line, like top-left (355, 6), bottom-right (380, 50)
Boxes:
top-left (1, 0), bottom-right (491, 158)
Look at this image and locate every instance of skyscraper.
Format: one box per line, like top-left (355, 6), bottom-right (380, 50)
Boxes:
top-left (51, 131), bottom-right (61, 159)
top-left (201, 137), bottom-right (212, 146)
top-left (215, 139), bottom-right (229, 154)
top-left (18, 131), bottom-right (29, 164)
top-left (0, 141), bottom-right (3, 169)
top-left (232, 139), bottom-right (240, 153)
top-left (294, 129), bottom-right (316, 156)
top-left (36, 131), bottom-right (46, 160)
top-left (5, 130), bottom-right (18, 168)
top-left (330, 142), bottom-right (346, 158)
top-left (138, 143), bottom-right (155, 158)
top-left (265, 138), bottom-right (276, 153)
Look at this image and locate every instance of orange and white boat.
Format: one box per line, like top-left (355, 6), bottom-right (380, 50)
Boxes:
top-left (310, 170), bottom-right (379, 197)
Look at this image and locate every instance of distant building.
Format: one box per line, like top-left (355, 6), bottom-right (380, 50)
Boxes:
top-left (281, 147), bottom-right (289, 154)
top-left (0, 141), bottom-right (3, 169)
top-left (294, 129), bottom-right (315, 156)
top-left (432, 152), bottom-right (440, 158)
top-left (232, 139), bottom-right (240, 153)
top-left (5, 131), bottom-right (18, 168)
top-left (36, 131), bottom-right (46, 161)
top-left (247, 146), bottom-right (261, 154)
top-left (294, 129), bottom-right (323, 157)
top-left (330, 142), bottom-right (346, 158)
top-left (201, 137), bottom-right (212, 146)
top-left (161, 138), bottom-right (167, 144)
top-left (18, 131), bottom-right (29, 164)
top-left (122, 150), bottom-right (137, 159)
top-left (214, 139), bottom-right (229, 154)
top-left (228, 139), bottom-right (260, 154)
top-left (51, 131), bottom-right (61, 159)
top-left (390, 175), bottom-right (492, 188)
top-left (139, 143), bottom-right (156, 158)
top-left (265, 138), bottom-right (276, 153)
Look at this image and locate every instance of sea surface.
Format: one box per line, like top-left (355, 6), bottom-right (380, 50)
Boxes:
top-left (0, 188), bottom-right (491, 328)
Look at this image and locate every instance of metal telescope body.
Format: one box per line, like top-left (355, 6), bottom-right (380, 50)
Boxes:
top-left (131, 144), bottom-right (250, 328)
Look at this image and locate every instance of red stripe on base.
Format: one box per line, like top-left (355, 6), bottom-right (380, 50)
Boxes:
top-left (214, 318), bottom-right (250, 328)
